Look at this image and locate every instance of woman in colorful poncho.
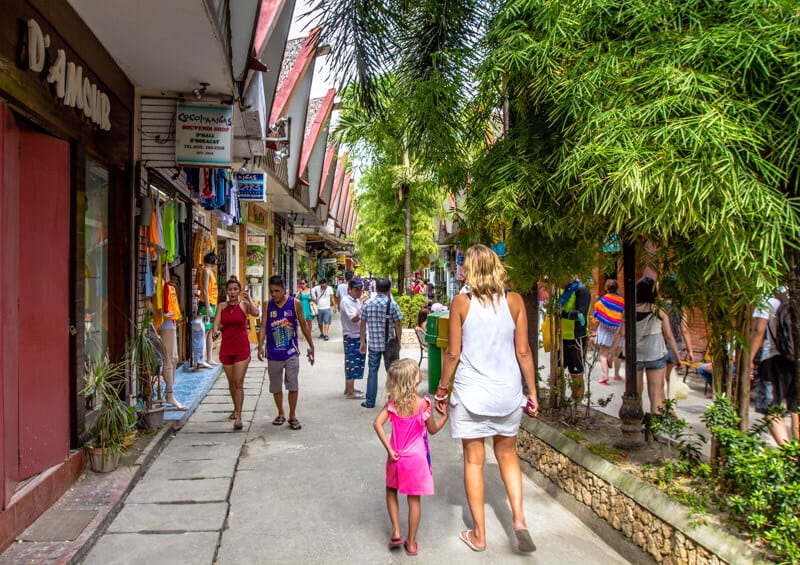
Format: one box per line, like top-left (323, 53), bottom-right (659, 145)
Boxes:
top-left (592, 279), bottom-right (624, 385)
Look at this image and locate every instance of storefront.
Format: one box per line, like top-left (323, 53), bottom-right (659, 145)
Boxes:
top-left (0, 1), bottom-right (134, 548)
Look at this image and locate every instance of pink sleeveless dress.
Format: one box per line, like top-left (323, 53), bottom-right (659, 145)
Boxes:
top-left (385, 396), bottom-right (434, 496)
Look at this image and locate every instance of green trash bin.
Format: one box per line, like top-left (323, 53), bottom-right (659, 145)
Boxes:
top-left (426, 311), bottom-right (449, 393)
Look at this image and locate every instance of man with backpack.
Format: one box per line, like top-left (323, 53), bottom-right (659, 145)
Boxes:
top-left (749, 289), bottom-right (797, 445)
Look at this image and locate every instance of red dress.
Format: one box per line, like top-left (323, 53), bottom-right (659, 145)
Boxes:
top-left (219, 303), bottom-right (250, 362)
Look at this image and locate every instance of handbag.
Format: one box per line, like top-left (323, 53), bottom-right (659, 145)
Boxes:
top-left (384, 296), bottom-right (401, 364)
top-left (310, 301), bottom-right (318, 316)
top-left (754, 377), bottom-right (774, 414)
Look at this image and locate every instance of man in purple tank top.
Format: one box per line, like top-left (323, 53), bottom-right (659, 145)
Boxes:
top-left (258, 275), bottom-right (315, 430)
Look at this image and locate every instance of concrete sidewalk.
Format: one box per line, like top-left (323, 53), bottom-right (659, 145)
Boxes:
top-left (82, 321), bottom-right (630, 564)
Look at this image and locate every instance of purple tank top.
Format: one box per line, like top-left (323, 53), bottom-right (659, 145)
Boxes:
top-left (266, 296), bottom-right (299, 361)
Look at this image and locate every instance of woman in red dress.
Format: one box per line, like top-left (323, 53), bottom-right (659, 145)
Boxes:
top-left (212, 277), bottom-right (260, 429)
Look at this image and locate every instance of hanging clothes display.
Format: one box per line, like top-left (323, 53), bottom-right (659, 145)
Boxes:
top-left (163, 200), bottom-right (177, 263)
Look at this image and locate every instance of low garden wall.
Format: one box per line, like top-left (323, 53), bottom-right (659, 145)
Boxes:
top-left (517, 418), bottom-right (770, 565)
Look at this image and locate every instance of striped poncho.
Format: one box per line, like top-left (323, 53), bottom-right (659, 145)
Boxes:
top-left (593, 293), bottom-right (624, 328)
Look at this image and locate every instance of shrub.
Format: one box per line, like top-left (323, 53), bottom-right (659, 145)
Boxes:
top-left (394, 294), bottom-right (429, 328)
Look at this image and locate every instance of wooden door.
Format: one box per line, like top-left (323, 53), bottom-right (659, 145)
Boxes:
top-left (0, 105), bottom-right (21, 508)
top-left (17, 126), bottom-right (70, 480)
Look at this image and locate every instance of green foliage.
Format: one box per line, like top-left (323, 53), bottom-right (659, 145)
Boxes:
top-left (125, 318), bottom-right (165, 412)
top-left (395, 294), bottom-right (429, 329)
top-left (81, 351), bottom-right (137, 457)
top-left (650, 399), bottom-right (707, 465)
top-left (587, 443), bottom-right (625, 464)
top-left (563, 430), bottom-right (587, 443)
top-left (700, 395), bottom-right (800, 562)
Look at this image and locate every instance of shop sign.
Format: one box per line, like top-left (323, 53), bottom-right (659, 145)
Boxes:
top-left (24, 19), bottom-right (111, 131)
top-left (236, 172), bottom-right (266, 201)
top-left (246, 232), bottom-right (266, 246)
top-left (248, 205), bottom-right (271, 230)
top-left (175, 104), bottom-right (232, 167)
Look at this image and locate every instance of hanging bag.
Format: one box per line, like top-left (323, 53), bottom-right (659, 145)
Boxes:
top-left (384, 296), bottom-right (401, 364)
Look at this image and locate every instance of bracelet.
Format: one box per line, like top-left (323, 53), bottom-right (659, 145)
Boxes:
top-left (434, 394), bottom-right (447, 402)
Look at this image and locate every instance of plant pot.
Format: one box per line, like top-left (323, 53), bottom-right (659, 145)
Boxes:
top-left (142, 406), bottom-right (166, 430)
top-left (86, 445), bottom-right (120, 473)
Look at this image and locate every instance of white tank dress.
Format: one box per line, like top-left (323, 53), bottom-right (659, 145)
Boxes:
top-left (449, 294), bottom-right (526, 439)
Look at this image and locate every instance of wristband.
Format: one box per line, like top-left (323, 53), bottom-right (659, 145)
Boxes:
top-left (434, 394), bottom-right (447, 402)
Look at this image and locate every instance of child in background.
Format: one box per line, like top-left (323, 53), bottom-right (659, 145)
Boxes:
top-left (372, 359), bottom-right (448, 556)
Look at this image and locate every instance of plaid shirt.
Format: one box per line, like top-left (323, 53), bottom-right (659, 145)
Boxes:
top-left (361, 294), bottom-right (403, 352)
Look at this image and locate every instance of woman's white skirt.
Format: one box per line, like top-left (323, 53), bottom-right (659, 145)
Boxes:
top-left (595, 322), bottom-right (619, 347)
top-left (449, 390), bottom-right (523, 439)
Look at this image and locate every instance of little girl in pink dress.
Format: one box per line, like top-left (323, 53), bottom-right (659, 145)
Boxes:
top-left (373, 359), bottom-right (448, 556)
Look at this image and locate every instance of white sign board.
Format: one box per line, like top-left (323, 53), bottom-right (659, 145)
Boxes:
top-left (176, 104), bottom-right (232, 167)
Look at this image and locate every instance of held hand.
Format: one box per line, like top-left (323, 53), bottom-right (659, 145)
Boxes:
top-left (435, 398), bottom-right (448, 415)
top-left (524, 395), bottom-right (539, 418)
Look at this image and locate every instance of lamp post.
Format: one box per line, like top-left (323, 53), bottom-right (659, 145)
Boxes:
top-left (616, 238), bottom-right (645, 450)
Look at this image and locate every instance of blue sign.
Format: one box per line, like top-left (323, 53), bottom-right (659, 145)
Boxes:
top-left (236, 172), bottom-right (266, 201)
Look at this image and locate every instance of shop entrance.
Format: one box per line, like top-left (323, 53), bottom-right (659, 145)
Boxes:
top-left (0, 105), bottom-right (70, 507)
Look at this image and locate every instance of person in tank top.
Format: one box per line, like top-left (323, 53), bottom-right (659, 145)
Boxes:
top-left (258, 275), bottom-right (315, 430)
top-left (211, 276), bottom-right (259, 430)
top-left (434, 244), bottom-right (539, 554)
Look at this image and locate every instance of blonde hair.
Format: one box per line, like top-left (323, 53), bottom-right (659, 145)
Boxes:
top-left (385, 359), bottom-right (421, 416)
top-left (462, 244), bottom-right (507, 306)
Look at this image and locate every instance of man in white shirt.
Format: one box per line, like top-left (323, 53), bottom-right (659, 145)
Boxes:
top-left (750, 290), bottom-right (797, 445)
top-left (340, 278), bottom-right (367, 398)
top-left (336, 270), bottom-right (354, 311)
top-left (311, 279), bottom-right (336, 340)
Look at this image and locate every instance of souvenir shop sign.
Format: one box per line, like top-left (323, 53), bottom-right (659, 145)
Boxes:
top-left (236, 172), bottom-right (267, 202)
top-left (175, 104), bottom-right (232, 167)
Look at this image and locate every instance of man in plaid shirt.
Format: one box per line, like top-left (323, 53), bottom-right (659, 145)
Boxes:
top-left (359, 278), bottom-right (403, 408)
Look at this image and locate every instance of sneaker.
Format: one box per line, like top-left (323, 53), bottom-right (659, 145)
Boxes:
top-left (361, 401), bottom-right (375, 408)
top-left (323, 335), bottom-right (330, 341)
top-left (318, 334), bottom-right (324, 339)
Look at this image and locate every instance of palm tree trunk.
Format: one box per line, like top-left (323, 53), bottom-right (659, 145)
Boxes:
top-left (403, 150), bottom-right (412, 296)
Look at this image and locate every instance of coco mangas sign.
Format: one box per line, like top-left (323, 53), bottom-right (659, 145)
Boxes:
top-left (23, 18), bottom-right (112, 131)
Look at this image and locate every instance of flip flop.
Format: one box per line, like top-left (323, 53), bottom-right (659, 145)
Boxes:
top-left (514, 528), bottom-right (536, 553)
top-left (272, 415), bottom-right (286, 426)
top-left (388, 536), bottom-right (404, 549)
top-left (288, 418), bottom-right (302, 430)
top-left (459, 530), bottom-right (485, 552)
top-left (403, 540), bottom-right (418, 556)
top-left (344, 393), bottom-right (365, 399)
top-left (597, 379), bottom-right (610, 385)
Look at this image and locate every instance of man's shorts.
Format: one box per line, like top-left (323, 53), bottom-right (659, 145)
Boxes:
top-left (344, 336), bottom-right (365, 380)
top-left (268, 355), bottom-right (300, 393)
top-left (317, 308), bottom-right (332, 326)
top-left (760, 355), bottom-right (797, 413)
top-left (563, 337), bottom-right (586, 375)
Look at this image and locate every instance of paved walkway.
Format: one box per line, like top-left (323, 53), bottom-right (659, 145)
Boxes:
top-left (82, 321), bottom-right (629, 564)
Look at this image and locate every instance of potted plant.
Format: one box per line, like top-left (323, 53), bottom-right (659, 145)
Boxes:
top-left (82, 351), bottom-right (137, 472)
top-left (126, 316), bottom-right (166, 429)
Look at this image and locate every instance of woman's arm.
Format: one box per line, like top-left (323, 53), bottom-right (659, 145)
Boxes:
top-left (508, 292), bottom-right (538, 409)
top-left (435, 295), bottom-right (468, 411)
top-left (211, 301), bottom-right (225, 339)
top-left (660, 311), bottom-right (681, 363)
top-left (241, 290), bottom-right (260, 317)
top-left (373, 407), bottom-right (398, 461)
top-left (680, 315), bottom-right (695, 361)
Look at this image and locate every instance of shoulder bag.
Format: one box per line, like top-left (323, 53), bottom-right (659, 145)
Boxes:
top-left (384, 296), bottom-right (401, 364)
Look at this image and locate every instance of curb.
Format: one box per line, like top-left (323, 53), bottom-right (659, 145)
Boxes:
top-left (67, 422), bottom-right (176, 565)
top-left (518, 417), bottom-right (771, 565)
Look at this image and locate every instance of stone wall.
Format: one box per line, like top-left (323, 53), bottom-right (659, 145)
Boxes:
top-left (517, 419), bottom-right (769, 565)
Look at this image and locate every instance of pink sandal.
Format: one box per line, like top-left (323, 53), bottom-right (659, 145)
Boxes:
top-left (598, 379), bottom-right (610, 385)
top-left (403, 540), bottom-right (418, 556)
top-left (388, 536), bottom-right (404, 549)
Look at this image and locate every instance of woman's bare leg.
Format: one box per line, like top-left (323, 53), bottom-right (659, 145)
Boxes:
top-left (462, 438), bottom-right (487, 548)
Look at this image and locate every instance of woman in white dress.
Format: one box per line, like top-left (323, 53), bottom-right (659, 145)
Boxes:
top-left (434, 244), bottom-right (539, 554)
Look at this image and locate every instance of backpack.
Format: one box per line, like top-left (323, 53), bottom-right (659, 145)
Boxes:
top-left (768, 299), bottom-right (795, 361)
